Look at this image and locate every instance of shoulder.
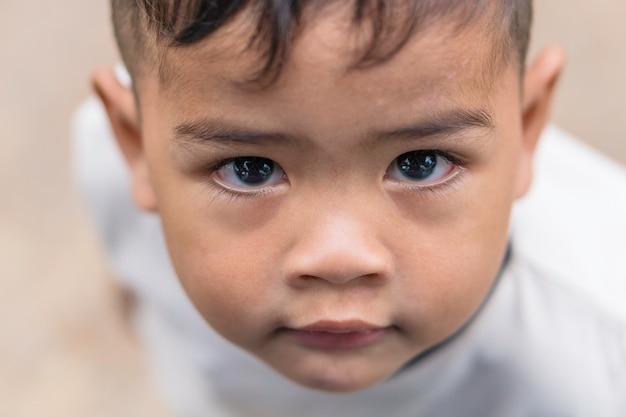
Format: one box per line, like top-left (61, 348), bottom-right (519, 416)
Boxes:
top-left (511, 125), bottom-right (626, 319)
top-left (500, 250), bottom-right (626, 415)
top-left (509, 250), bottom-right (626, 350)
top-left (505, 125), bottom-right (626, 413)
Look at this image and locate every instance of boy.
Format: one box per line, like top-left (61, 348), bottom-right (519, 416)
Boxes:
top-left (77, 0), bottom-right (626, 415)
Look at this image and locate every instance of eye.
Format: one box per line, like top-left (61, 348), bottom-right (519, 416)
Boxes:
top-left (215, 157), bottom-right (286, 190)
top-left (386, 150), bottom-right (457, 184)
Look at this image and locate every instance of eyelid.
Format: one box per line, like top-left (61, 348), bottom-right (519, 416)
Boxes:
top-left (388, 166), bottom-right (464, 189)
top-left (388, 169), bottom-right (466, 199)
top-left (210, 157), bottom-right (237, 171)
top-left (208, 180), bottom-right (283, 200)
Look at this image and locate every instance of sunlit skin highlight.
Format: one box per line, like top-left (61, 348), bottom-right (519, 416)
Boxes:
top-left (94, 3), bottom-right (565, 393)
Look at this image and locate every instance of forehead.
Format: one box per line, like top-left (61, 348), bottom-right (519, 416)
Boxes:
top-left (159, 3), bottom-right (502, 86)
top-left (145, 4), bottom-right (512, 135)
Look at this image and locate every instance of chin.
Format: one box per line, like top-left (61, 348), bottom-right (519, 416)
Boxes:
top-left (282, 364), bottom-right (388, 393)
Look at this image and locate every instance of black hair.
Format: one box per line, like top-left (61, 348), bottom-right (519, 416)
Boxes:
top-left (112, 0), bottom-right (532, 86)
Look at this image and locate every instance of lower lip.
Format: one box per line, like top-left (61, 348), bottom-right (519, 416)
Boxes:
top-left (284, 328), bottom-right (390, 349)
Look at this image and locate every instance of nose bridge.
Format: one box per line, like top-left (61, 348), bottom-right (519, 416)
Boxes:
top-left (282, 192), bottom-right (394, 286)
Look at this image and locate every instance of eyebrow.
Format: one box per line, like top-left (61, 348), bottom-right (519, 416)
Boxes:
top-left (377, 108), bottom-right (495, 142)
top-left (173, 108), bottom-right (495, 146)
top-left (174, 121), bottom-right (294, 146)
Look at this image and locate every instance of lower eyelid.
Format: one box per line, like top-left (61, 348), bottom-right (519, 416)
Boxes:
top-left (212, 173), bottom-right (286, 190)
top-left (205, 178), bottom-right (287, 202)
top-left (385, 165), bottom-right (466, 193)
top-left (209, 171), bottom-right (290, 198)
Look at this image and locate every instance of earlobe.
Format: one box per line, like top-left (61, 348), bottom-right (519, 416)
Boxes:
top-left (91, 68), bottom-right (158, 212)
top-left (515, 46), bottom-right (566, 198)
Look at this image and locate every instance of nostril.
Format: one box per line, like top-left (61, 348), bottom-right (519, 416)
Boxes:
top-left (361, 272), bottom-right (391, 284)
top-left (299, 275), bottom-right (319, 282)
top-left (284, 268), bottom-right (393, 288)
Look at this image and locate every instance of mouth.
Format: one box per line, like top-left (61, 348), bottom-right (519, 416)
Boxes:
top-left (282, 320), bottom-right (393, 350)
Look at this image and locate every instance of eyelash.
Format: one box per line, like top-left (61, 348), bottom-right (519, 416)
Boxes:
top-left (391, 166), bottom-right (466, 198)
top-left (205, 150), bottom-right (467, 200)
top-left (205, 182), bottom-right (276, 202)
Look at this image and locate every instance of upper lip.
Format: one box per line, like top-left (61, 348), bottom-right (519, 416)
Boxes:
top-left (296, 319), bottom-right (386, 333)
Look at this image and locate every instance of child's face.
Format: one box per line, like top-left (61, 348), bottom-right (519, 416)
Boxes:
top-left (101, 8), bottom-right (558, 392)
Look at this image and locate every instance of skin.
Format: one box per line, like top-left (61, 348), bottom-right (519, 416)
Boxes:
top-left (94, 5), bottom-right (565, 393)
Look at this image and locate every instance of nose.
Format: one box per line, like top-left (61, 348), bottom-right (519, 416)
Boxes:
top-left (282, 213), bottom-right (394, 287)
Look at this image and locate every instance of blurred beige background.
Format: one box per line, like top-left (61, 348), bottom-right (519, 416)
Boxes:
top-left (0, 1), bottom-right (624, 416)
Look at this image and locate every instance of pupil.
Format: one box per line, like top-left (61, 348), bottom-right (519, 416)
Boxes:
top-left (398, 151), bottom-right (437, 179)
top-left (233, 158), bottom-right (274, 184)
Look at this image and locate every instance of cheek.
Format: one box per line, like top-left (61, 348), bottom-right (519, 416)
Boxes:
top-left (391, 140), bottom-right (519, 342)
top-left (157, 190), bottom-right (288, 344)
top-left (391, 227), bottom-right (507, 346)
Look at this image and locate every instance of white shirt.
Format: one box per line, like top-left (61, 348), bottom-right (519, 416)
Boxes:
top-left (72, 93), bottom-right (626, 417)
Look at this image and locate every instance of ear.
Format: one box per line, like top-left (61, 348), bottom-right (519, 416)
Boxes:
top-left (92, 68), bottom-right (158, 211)
top-left (515, 46), bottom-right (566, 198)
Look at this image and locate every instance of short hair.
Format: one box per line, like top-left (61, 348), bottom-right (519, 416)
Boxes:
top-left (111, 0), bottom-right (532, 87)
